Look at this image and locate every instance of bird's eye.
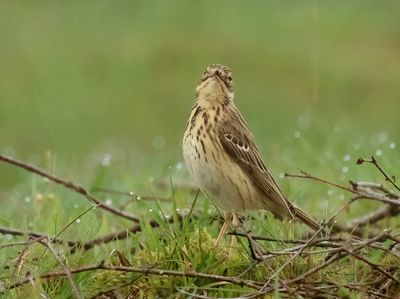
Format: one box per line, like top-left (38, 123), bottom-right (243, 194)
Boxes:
top-left (228, 76), bottom-right (232, 81)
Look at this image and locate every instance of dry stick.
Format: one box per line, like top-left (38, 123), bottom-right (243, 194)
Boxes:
top-left (0, 236), bottom-right (48, 250)
top-left (359, 156), bottom-right (400, 193)
top-left (11, 236), bottom-right (47, 278)
top-left (5, 263), bottom-right (263, 291)
top-left (38, 239), bottom-right (82, 299)
top-left (352, 192), bottom-right (400, 207)
top-left (286, 171), bottom-right (400, 235)
top-left (288, 230), bottom-right (391, 285)
top-left (342, 248), bottom-right (400, 285)
top-left (1, 215), bottom-right (180, 254)
top-left (93, 187), bottom-right (170, 202)
top-left (284, 171), bottom-right (357, 194)
top-left (316, 281), bottom-right (395, 299)
top-left (0, 227), bottom-right (76, 247)
top-left (344, 204), bottom-right (400, 232)
top-left (1, 208), bottom-right (190, 254)
top-left (259, 225), bottom-right (326, 292)
top-left (350, 181), bottom-right (400, 207)
top-left (249, 204), bottom-right (386, 298)
top-left (70, 216), bottom-right (175, 253)
top-left (0, 155), bottom-right (139, 223)
top-left (354, 181), bottom-right (399, 198)
top-left (229, 232), bottom-right (349, 247)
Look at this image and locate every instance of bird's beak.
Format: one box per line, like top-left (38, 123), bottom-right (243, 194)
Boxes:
top-left (212, 70), bottom-right (222, 80)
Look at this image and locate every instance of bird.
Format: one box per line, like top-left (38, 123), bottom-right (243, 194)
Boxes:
top-left (182, 64), bottom-right (321, 247)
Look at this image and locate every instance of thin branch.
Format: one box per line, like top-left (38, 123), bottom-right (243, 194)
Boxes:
top-left (350, 181), bottom-right (400, 207)
top-left (1, 210), bottom-right (192, 254)
top-left (0, 155), bottom-right (139, 223)
top-left (358, 156), bottom-right (400, 192)
top-left (288, 230), bottom-right (391, 285)
top-left (38, 239), bottom-right (82, 299)
top-left (92, 187), bottom-right (170, 202)
top-left (260, 226), bottom-right (326, 291)
top-left (345, 204), bottom-right (400, 231)
top-left (0, 227), bottom-right (76, 247)
top-left (228, 231), bottom-right (348, 246)
top-left (342, 248), bottom-right (400, 285)
top-left (4, 262), bottom-right (263, 292)
top-left (284, 171), bottom-right (356, 194)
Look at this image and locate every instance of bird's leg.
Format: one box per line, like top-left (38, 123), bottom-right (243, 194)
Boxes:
top-left (214, 212), bottom-right (231, 247)
top-left (240, 219), bottom-right (265, 260)
top-left (228, 212), bottom-right (241, 256)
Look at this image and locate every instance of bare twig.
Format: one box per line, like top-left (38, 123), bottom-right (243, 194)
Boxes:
top-left (92, 187), bottom-right (170, 202)
top-left (39, 239), bottom-right (82, 299)
top-left (71, 220), bottom-right (155, 253)
top-left (345, 204), bottom-right (400, 231)
top-left (11, 236), bottom-right (47, 277)
top-left (286, 168), bottom-right (400, 236)
top-left (285, 171), bottom-right (356, 194)
top-left (358, 156), bottom-right (400, 192)
top-left (350, 181), bottom-right (400, 207)
top-left (342, 248), bottom-right (400, 285)
top-left (0, 155), bottom-right (140, 222)
top-left (260, 226), bottom-right (326, 291)
top-left (1, 209), bottom-right (192, 254)
top-left (4, 262), bottom-right (263, 292)
top-left (0, 227), bottom-right (76, 247)
top-left (288, 230), bottom-right (391, 285)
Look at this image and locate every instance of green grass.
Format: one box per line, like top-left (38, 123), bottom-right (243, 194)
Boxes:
top-left (0, 1), bottom-right (400, 298)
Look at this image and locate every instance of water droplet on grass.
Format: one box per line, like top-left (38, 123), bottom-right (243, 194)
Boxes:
top-left (105, 199), bottom-right (112, 206)
top-left (24, 196), bottom-right (31, 203)
top-left (136, 195), bottom-right (141, 200)
top-left (319, 200), bottom-right (328, 209)
top-left (375, 149), bottom-right (382, 156)
top-left (389, 142), bottom-right (396, 149)
top-left (76, 219), bottom-right (81, 224)
top-left (293, 131), bottom-right (301, 139)
top-left (102, 154), bottom-right (112, 166)
top-left (175, 162), bottom-right (184, 170)
top-left (342, 166), bottom-right (349, 173)
top-left (343, 154), bottom-right (351, 162)
top-left (378, 133), bottom-right (388, 143)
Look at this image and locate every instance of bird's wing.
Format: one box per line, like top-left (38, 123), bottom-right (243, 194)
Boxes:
top-left (218, 115), bottom-right (295, 218)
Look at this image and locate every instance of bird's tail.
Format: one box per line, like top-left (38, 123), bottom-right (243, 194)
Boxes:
top-left (292, 206), bottom-right (321, 232)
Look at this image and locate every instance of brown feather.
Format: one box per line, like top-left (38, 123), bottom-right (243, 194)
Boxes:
top-left (218, 105), bottom-right (321, 231)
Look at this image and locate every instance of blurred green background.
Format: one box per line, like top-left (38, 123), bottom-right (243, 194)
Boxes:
top-left (0, 1), bottom-right (399, 193)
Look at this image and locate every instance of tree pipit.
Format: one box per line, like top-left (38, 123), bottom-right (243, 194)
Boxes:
top-left (182, 64), bottom-right (320, 251)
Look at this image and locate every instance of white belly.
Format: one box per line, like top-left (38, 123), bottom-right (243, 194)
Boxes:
top-left (182, 132), bottom-right (263, 212)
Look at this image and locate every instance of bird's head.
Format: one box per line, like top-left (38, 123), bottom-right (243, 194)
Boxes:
top-left (196, 64), bottom-right (234, 105)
